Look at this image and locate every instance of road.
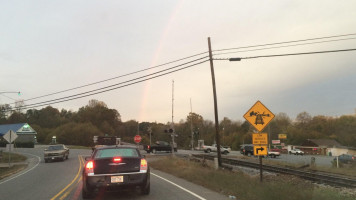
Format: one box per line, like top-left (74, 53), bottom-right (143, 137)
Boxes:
top-left (0, 147), bottom-right (228, 200)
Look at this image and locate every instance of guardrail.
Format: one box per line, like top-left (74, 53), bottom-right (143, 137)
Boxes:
top-left (192, 154), bottom-right (356, 188)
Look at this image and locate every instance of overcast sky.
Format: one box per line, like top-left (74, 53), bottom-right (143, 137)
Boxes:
top-left (1, 0), bottom-right (356, 123)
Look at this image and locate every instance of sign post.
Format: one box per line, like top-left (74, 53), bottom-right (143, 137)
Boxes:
top-left (3, 130), bottom-right (18, 168)
top-left (244, 101), bottom-right (274, 182)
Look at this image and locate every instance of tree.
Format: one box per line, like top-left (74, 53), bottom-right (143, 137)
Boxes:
top-left (0, 104), bottom-right (12, 121)
top-left (75, 100), bottom-right (121, 135)
top-left (7, 111), bottom-right (26, 124)
top-left (269, 112), bottom-right (292, 140)
top-left (296, 111), bottom-right (312, 125)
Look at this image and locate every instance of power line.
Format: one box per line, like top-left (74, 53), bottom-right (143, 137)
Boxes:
top-left (13, 51), bottom-right (208, 104)
top-left (213, 48), bottom-right (356, 61)
top-left (0, 94), bottom-right (16, 101)
top-left (213, 33), bottom-right (356, 53)
top-left (213, 37), bottom-right (356, 56)
top-left (9, 58), bottom-right (209, 111)
top-left (9, 33), bottom-right (356, 105)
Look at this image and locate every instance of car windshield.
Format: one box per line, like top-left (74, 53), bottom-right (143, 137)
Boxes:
top-left (95, 148), bottom-right (139, 158)
top-left (48, 145), bottom-right (64, 151)
top-left (2, 1), bottom-right (356, 200)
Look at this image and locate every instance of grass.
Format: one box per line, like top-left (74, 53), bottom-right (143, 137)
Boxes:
top-left (0, 164), bottom-right (27, 180)
top-left (149, 156), bottom-right (356, 200)
top-left (0, 152), bottom-right (28, 180)
top-left (236, 155), bottom-right (356, 177)
top-left (309, 164), bottom-right (356, 177)
top-left (0, 152), bottom-right (27, 163)
top-left (66, 145), bottom-right (92, 150)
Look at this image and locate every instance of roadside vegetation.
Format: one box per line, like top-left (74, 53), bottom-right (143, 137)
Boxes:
top-left (66, 145), bottom-right (91, 150)
top-left (149, 156), bottom-right (356, 200)
top-left (241, 156), bottom-right (356, 177)
top-left (0, 164), bottom-right (27, 180)
top-left (0, 152), bottom-right (27, 163)
top-left (1, 99), bottom-right (356, 151)
top-left (0, 152), bottom-right (28, 180)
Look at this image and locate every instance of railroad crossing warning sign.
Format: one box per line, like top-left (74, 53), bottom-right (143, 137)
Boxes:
top-left (244, 101), bottom-right (275, 132)
top-left (253, 133), bottom-right (268, 145)
top-left (254, 145), bottom-right (268, 156)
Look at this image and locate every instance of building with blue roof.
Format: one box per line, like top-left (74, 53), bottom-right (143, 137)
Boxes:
top-left (0, 123), bottom-right (37, 144)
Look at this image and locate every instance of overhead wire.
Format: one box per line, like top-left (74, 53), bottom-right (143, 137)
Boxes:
top-left (8, 57), bottom-right (210, 111)
top-left (13, 51), bottom-right (208, 104)
top-left (6, 32), bottom-right (356, 111)
top-left (213, 37), bottom-right (356, 56)
top-left (213, 48), bottom-right (356, 60)
top-left (212, 33), bottom-right (356, 53)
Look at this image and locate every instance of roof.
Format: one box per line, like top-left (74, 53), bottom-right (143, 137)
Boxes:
top-left (0, 123), bottom-right (27, 136)
top-left (305, 139), bottom-right (342, 147)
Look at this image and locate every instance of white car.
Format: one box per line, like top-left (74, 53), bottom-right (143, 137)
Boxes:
top-left (289, 149), bottom-right (304, 155)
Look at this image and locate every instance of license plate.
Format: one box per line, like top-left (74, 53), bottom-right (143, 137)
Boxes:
top-left (111, 176), bottom-right (123, 183)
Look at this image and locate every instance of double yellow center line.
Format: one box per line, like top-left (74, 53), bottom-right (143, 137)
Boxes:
top-left (50, 155), bottom-right (85, 200)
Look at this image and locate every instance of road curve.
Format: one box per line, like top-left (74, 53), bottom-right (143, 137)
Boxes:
top-left (0, 147), bottom-right (229, 200)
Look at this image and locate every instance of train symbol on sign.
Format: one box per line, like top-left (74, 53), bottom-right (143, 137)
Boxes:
top-left (249, 111), bottom-right (270, 125)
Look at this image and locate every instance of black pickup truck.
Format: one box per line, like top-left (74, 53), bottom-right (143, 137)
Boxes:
top-left (144, 141), bottom-right (177, 153)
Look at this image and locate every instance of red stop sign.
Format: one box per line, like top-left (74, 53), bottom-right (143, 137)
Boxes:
top-left (134, 135), bottom-right (142, 143)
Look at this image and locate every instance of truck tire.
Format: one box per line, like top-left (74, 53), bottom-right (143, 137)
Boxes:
top-left (272, 154), bottom-right (276, 158)
top-left (152, 149), bottom-right (156, 154)
top-left (247, 152), bottom-right (252, 157)
top-left (206, 149), bottom-right (211, 153)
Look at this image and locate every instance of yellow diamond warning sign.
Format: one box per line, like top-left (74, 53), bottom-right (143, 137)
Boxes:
top-left (244, 101), bottom-right (275, 132)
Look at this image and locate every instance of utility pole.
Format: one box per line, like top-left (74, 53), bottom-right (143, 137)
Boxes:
top-left (190, 98), bottom-right (194, 150)
top-left (208, 37), bottom-right (222, 167)
top-left (171, 80), bottom-right (175, 155)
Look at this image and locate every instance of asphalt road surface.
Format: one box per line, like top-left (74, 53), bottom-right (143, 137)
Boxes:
top-left (0, 147), bottom-right (228, 200)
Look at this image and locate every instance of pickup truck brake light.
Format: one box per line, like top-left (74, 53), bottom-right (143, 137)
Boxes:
top-left (85, 161), bottom-right (94, 173)
top-left (140, 158), bottom-right (147, 171)
top-left (147, 145), bottom-right (150, 150)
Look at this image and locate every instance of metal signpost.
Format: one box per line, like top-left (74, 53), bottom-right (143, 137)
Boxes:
top-left (244, 101), bottom-right (275, 182)
top-left (3, 130), bottom-right (18, 167)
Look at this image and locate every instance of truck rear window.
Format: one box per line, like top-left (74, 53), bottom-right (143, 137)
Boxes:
top-left (95, 148), bottom-right (139, 158)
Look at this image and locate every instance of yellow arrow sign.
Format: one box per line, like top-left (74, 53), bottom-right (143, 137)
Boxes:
top-left (254, 145), bottom-right (268, 156)
top-left (244, 101), bottom-right (275, 132)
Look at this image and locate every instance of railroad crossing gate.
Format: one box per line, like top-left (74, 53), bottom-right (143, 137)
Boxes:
top-left (244, 101), bottom-right (275, 132)
top-left (254, 145), bottom-right (268, 156)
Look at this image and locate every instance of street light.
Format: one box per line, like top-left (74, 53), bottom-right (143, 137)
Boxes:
top-left (229, 58), bottom-right (241, 61)
top-left (0, 91), bottom-right (21, 96)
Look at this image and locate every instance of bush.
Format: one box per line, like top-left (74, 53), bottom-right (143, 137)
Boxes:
top-left (0, 141), bottom-right (7, 147)
top-left (15, 142), bottom-right (34, 148)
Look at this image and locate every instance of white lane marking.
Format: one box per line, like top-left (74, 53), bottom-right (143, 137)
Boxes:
top-left (151, 172), bottom-right (207, 200)
top-left (0, 153), bottom-right (41, 185)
